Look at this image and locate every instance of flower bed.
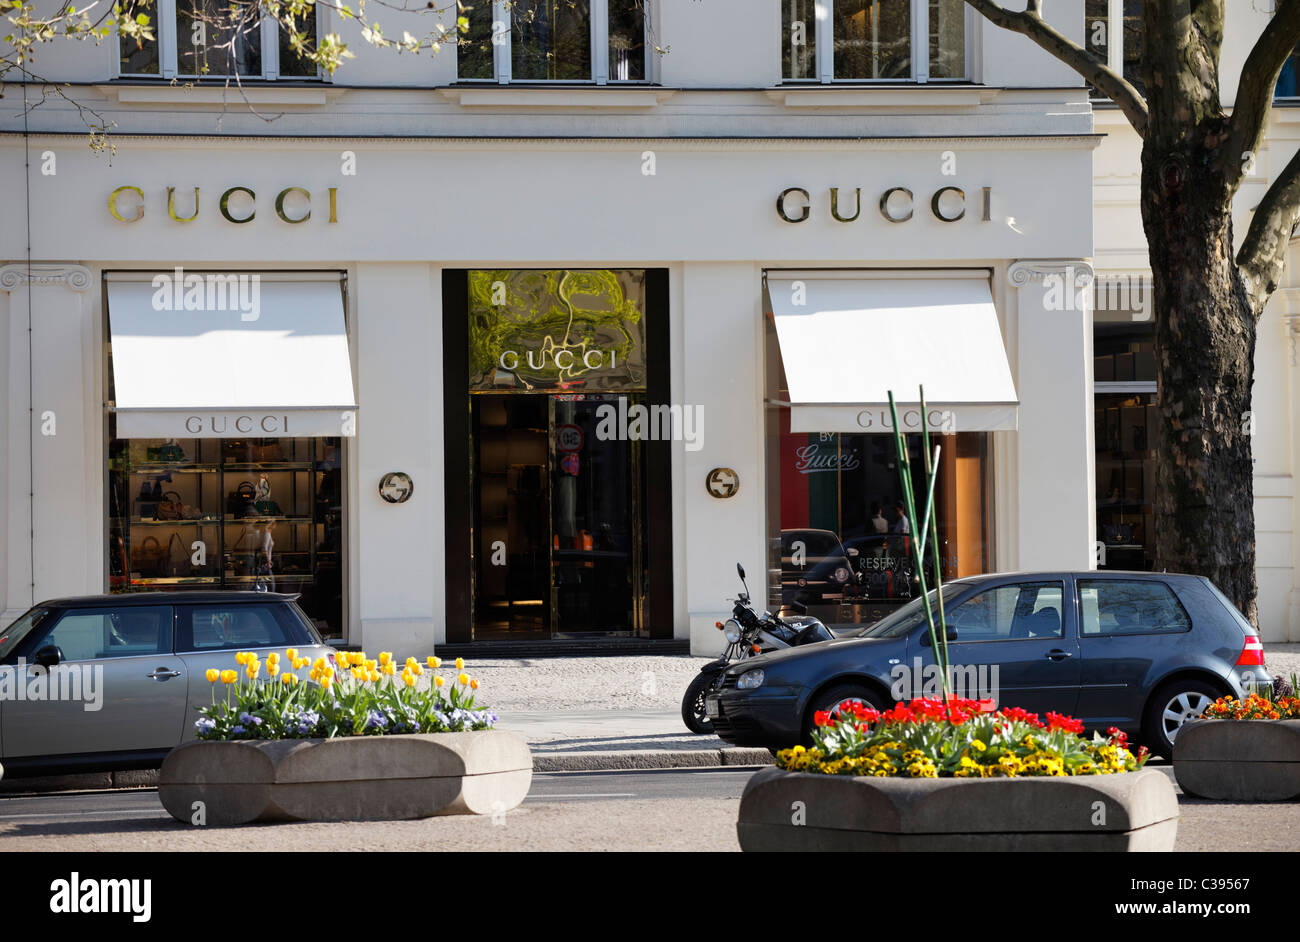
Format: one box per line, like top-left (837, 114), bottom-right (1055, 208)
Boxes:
top-left (1174, 682), bottom-right (1300, 802)
top-left (159, 651), bottom-right (530, 825)
top-left (739, 698), bottom-right (1176, 851)
top-left (775, 698), bottom-right (1149, 778)
top-left (194, 650), bottom-right (497, 740)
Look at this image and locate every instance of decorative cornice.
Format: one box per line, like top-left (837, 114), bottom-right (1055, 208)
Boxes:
top-left (1007, 259), bottom-right (1095, 287)
top-left (0, 264), bottom-right (92, 292)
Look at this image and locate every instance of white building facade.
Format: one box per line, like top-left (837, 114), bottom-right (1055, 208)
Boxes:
top-left (2, 0), bottom-right (1284, 653)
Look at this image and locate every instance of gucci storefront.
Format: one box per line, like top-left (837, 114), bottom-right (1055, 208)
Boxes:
top-left (102, 272), bottom-right (354, 638)
top-left (0, 131), bottom-right (1100, 655)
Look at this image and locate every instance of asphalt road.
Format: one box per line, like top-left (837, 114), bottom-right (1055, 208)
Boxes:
top-left (0, 766), bottom-right (762, 824)
top-left (2, 762), bottom-right (1296, 852)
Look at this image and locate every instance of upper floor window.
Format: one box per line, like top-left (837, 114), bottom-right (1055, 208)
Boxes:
top-left (1085, 0), bottom-right (1144, 98)
top-left (119, 0), bottom-right (320, 79)
top-left (458, 1), bottom-right (648, 83)
top-left (782, 0), bottom-right (969, 83)
top-left (1278, 45), bottom-right (1300, 98)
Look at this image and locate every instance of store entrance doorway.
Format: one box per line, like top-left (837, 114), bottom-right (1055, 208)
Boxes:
top-left (470, 392), bottom-right (647, 640)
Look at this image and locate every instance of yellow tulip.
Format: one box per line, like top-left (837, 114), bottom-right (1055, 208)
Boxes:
top-left (427, 656), bottom-right (440, 669)
top-left (455, 657), bottom-right (465, 671)
top-left (267, 652), bottom-right (280, 665)
top-left (322, 666), bottom-right (334, 680)
top-left (382, 662), bottom-right (396, 676)
top-left (364, 659), bottom-right (377, 672)
top-left (320, 675), bottom-right (333, 689)
top-left (351, 667), bottom-right (364, 681)
top-left (234, 652), bottom-right (248, 666)
top-left (246, 663), bottom-right (260, 679)
top-left (220, 670), bottom-right (237, 684)
top-left (402, 673), bottom-right (416, 688)
top-left (470, 678), bottom-right (480, 690)
top-left (379, 652), bottom-right (393, 667)
top-left (268, 663), bottom-right (280, 677)
top-left (458, 672), bottom-right (470, 686)
top-left (413, 664), bottom-right (423, 676)
top-left (205, 668), bottom-right (219, 683)
top-left (286, 647), bottom-right (298, 661)
top-left (281, 673), bottom-right (293, 685)
top-left (313, 657), bottom-right (326, 671)
top-left (368, 670), bottom-right (380, 683)
top-left (434, 676), bottom-right (445, 688)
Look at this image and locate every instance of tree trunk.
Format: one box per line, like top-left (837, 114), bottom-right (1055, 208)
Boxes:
top-left (1140, 139), bottom-right (1259, 626)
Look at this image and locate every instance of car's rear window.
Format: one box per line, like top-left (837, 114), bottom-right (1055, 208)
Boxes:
top-left (176, 602), bottom-right (320, 652)
top-left (1077, 579), bottom-right (1192, 636)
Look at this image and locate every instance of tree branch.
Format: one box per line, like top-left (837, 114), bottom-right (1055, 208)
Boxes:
top-left (1224, 0), bottom-right (1300, 192)
top-left (963, 0), bottom-right (1148, 136)
top-left (1237, 144), bottom-right (1300, 315)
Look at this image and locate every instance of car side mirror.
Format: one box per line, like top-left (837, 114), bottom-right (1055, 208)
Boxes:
top-left (919, 627), bottom-right (959, 646)
top-left (35, 644), bottom-right (63, 668)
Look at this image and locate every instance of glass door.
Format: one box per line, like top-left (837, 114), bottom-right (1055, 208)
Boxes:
top-left (550, 394), bottom-right (646, 637)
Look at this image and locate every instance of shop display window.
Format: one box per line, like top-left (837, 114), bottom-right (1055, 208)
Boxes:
top-left (106, 430), bottom-right (344, 639)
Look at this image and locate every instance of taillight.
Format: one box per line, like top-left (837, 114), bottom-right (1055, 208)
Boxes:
top-left (1237, 635), bottom-right (1265, 666)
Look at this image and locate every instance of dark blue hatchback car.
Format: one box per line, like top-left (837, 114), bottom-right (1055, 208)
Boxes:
top-left (705, 570), bottom-right (1271, 758)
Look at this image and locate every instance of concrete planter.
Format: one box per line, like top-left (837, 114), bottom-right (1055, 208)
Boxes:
top-left (1173, 719), bottom-right (1300, 801)
top-left (736, 766), bottom-right (1178, 851)
top-left (159, 731), bottom-right (532, 825)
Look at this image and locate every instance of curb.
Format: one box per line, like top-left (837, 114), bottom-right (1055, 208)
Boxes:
top-left (532, 748), bottom-right (772, 772)
top-left (0, 749), bottom-right (772, 793)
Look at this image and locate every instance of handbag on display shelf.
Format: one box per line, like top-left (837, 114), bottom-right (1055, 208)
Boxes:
top-left (253, 439), bottom-right (284, 463)
top-left (157, 490), bottom-right (186, 521)
top-left (157, 439), bottom-right (188, 463)
top-left (134, 536), bottom-right (165, 578)
top-left (226, 481), bottom-right (258, 517)
top-left (135, 480), bottom-right (163, 519)
top-left (166, 532), bottom-right (192, 577)
top-left (223, 439), bottom-right (251, 461)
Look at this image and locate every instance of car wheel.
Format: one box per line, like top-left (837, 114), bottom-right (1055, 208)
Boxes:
top-left (1142, 679), bottom-right (1223, 759)
top-left (802, 683), bottom-right (887, 743)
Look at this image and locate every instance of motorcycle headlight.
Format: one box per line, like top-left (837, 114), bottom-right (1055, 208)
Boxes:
top-left (723, 618), bottom-right (742, 644)
top-left (737, 669), bottom-right (765, 690)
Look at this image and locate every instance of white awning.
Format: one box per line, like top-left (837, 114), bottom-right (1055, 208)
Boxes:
top-left (766, 271), bottom-right (1018, 434)
top-left (107, 273), bottom-right (356, 438)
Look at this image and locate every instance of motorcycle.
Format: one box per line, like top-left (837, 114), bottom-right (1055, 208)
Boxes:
top-left (681, 562), bottom-right (835, 734)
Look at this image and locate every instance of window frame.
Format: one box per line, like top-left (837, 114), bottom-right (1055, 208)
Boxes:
top-left (116, 0), bottom-right (326, 81)
top-left (457, 0), bottom-right (652, 85)
top-left (1075, 577), bottom-right (1194, 637)
top-left (943, 580), bottom-right (1067, 644)
top-left (782, 0), bottom-right (975, 85)
top-left (20, 605), bottom-right (177, 662)
top-left (174, 602), bottom-right (319, 653)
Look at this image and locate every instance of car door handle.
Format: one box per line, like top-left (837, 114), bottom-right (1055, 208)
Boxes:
top-left (1044, 650), bottom-right (1073, 661)
top-left (147, 668), bottom-right (182, 680)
